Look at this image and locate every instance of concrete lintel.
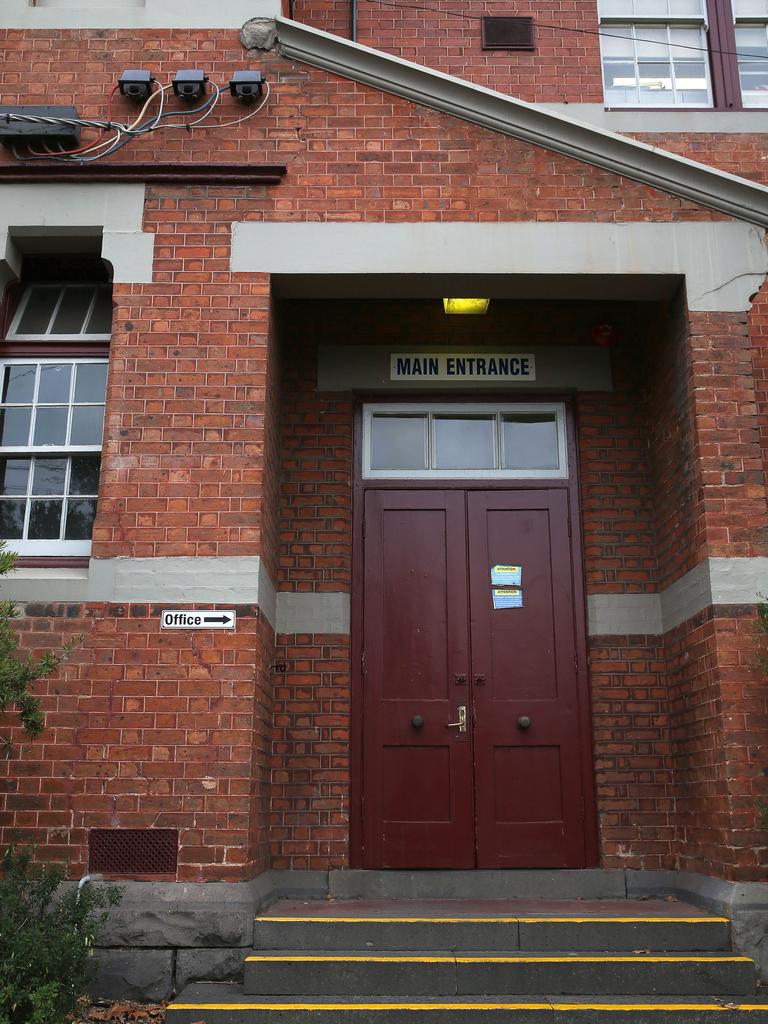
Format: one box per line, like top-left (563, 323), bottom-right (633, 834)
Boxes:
top-left (275, 16), bottom-right (768, 228)
top-left (0, 184), bottom-right (153, 284)
top-left (3, 0), bottom-right (279, 30)
top-left (318, 344), bottom-right (613, 392)
top-left (232, 221), bottom-right (768, 313)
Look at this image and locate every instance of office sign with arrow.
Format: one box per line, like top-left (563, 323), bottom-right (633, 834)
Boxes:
top-left (160, 609), bottom-right (237, 631)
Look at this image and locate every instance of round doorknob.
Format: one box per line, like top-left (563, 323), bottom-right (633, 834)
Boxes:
top-left (411, 714), bottom-right (425, 729)
top-left (517, 715), bottom-right (532, 730)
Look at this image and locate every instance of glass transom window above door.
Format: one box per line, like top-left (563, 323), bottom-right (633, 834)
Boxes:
top-left (362, 403), bottom-right (568, 479)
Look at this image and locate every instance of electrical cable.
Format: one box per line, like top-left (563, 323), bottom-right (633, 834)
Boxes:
top-left (215, 81), bottom-right (271, 129)
top-left (6, 76), bottom-right (269, 163)
top-left (356, 0), bottom-right (768, 61)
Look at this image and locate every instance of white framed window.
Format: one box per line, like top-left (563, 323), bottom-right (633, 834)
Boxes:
top-left (362, 403), bottom-right (568, 480)
top-left (8, 283), bottom-right (112, 342)
top-left (733, 0), bottom-right (768, 106)
top-left (599, 0), bottom-right (713, 106)
top-left (0, 359), bottom-right (107, 555)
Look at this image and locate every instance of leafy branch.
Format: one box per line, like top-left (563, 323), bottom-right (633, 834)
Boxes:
top-left (0, 544), bottom-right (75, 755)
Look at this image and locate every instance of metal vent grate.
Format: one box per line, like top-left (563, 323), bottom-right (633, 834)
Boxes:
top-left (481, 17), bottom-right (535, 50)
top-left (89, 829), bottom-right (178, 875)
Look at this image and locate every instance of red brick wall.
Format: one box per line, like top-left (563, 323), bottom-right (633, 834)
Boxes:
top-left (293, 0), bottom-right (606, 105)
top-left (271, 298), bottom-right (672, 870)
top-left (0, 33), bottom-right (753, 210)
top-left (270, 634), bottom-right (351, 869)
top-left (1, 22), bottom-right (767, 881)
top-left (687, 310), bottom-right (768, 559)
top-left (278, 310), bottom-right (353, 593)
top-left (590, 635), bottom-right (674, 871)
top-left (666, 607), bottom-right (768, 881)
top-left (577, 323), bottom-right (659, 596)
top-left (0, 602), bottom-right (272, 880)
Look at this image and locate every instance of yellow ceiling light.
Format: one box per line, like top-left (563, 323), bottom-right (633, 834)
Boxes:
top-left (443, 298), bottom-right (490, 315)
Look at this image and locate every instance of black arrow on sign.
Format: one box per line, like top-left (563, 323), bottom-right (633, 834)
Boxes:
top-left (203, 614), bottom-right (233, 625)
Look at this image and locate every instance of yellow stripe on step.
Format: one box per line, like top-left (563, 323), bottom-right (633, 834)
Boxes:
top-left (167, 1002), bottom-right (768, 1013)
top-left (244, 954), bottom-right (751, 963)
top-left (259, 916), bottom-right (729, 924)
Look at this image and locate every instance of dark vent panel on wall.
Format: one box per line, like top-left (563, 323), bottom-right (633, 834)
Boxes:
top-left (89, 829), bottom-right (178, 875)
top-left (481, 17), bottom-right (535, 50)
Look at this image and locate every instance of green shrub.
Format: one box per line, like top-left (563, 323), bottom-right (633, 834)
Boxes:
top-left (0, 846), bottom-right (122, 1024)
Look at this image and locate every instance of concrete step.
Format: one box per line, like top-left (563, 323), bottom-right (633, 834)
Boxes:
top-left (241, 950), bottom-right (757, 996)
top-left (328, 869), bottom-right (628, 901)
top-left (254, 899), bottom-right (732, 951)
top-left (168, 984), bottom-right (768, 1024)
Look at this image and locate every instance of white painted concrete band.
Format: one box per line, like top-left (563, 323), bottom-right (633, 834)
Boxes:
top-left (587, 557), bottom-right (768, 635)
top-left (586, 594), bottom-right (663, 636)
top-left (543, 104), bottom-right (768, 135)
top-left (0, 184), bottom-right (154, 285)
top-left (2, 0), bottom-right (279, 29)
top-left (7, 556), bottom-right (768, 637)
top-left (231, 221), bottom-right (768, 312)
top-left (4, 558), bottom-right (343, 635)
top-left (275, 592), bottom-right (351, 635)
top-left (86, 556), bottom-right (264, 606)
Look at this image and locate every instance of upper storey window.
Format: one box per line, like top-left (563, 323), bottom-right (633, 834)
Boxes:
top-left (8, 284), bottom-right (112, 342)
top-left (599, 0), bottom-right (713, 106)
top-left (733, 0), bottom-right (768, 105)
top-left (1, 270), bottom-right (110, 557)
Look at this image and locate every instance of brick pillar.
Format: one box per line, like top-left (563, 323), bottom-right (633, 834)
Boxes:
top-left (663, 307), bottom-right (768, 880)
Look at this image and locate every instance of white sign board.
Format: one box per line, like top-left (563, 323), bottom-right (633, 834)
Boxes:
top-left (161, 609), bottom-right (237, 630)
top-left (391, 353), bottom-right (536, 382)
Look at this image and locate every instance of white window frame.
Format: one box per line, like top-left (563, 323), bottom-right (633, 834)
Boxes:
top-left (598, 0), bottom-right (713, 108)
top-left (732, 14), bottom-right (768, 107)
top-left (362, 402), bottom-right (568, 480)
top-left (0, 357), bottom-right (107, 555)
top-left (7, 283), bottom-right (112, 342)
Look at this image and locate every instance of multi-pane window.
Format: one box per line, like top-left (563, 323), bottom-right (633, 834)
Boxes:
top-left (734, 0), bottom-right (768, 105)
top-left (1, 278), bottom-right (110, 557)
top-left (363, 403), bottom-right (568, 479)
top-left (0, 361), bottom-right (107, 555)
top-left (599, 0), bottom-right (713, 106)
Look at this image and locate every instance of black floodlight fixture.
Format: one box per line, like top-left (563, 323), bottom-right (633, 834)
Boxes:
top-left (172, 69), bottom-right (209, 101)
top-left (229, 70), bottom-right (265, 102)
top-left (118, 69), bottom-right (155, 102)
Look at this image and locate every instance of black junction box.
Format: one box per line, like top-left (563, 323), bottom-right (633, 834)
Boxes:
top-left (0, 105), bottom-right (81, 149)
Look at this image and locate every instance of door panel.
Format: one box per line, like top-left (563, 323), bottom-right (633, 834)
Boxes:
top-left (468, 490), bottom-right (587, 868)
top-left (361, 487), bottom-right (589, 870)
top-left (362, 490), bottom-right (475, 868)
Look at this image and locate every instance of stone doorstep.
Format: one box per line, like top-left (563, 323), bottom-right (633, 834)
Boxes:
top-left (90, 869), bottom-right (768, 1002)
top-left (165, 984), bottom-right (768, 1024)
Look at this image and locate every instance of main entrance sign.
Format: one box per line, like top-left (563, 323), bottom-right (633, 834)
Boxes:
top-left (360, 488), bottom-right (591, 869)
top-left (391, 352), bottom-right (535, 382)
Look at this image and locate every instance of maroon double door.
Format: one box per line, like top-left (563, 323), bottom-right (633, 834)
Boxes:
top-left (360, 488), bottom-right (594, 869)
